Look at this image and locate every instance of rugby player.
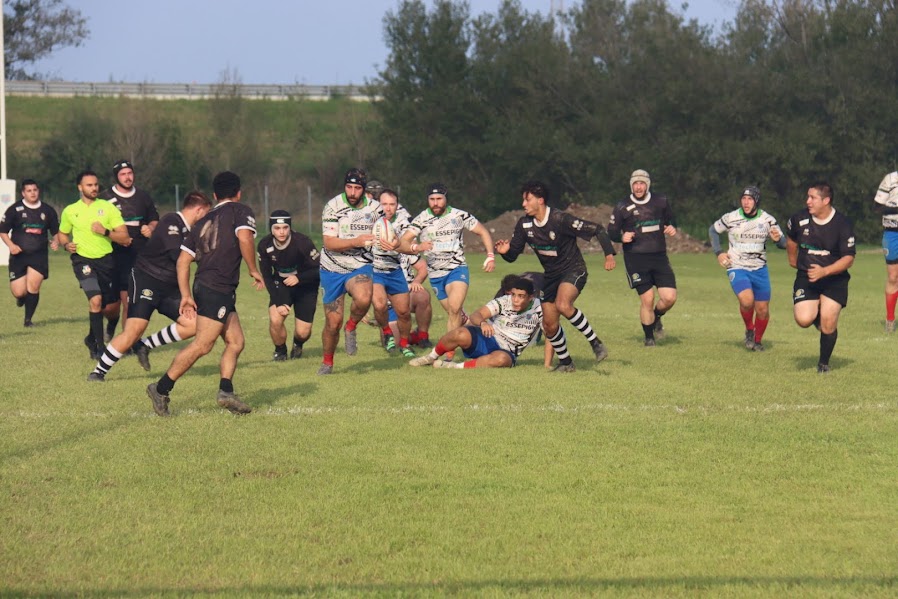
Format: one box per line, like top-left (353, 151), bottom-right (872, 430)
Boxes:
top-left (709, 186), bottom-right (786, 351)
top-left (873, 170), bottom-right (898, 332)
top-left (100, 160), bottom-right (159, 338)
top-left (258, 209), bottom-right (320, 361)
top-left (786, 182), bottom-right (855, 373)
top-left (399, 183), bottom-right (495, 351)
top-left (146, 171), bottom-right (263, 416)
top-left (608, 169), bottom-right (678, 347)
top-left (0, 179), bottom-right (59, 327)
top-left (409, 276), bottom-right (542, 369)
top-left (318, 168), bottom-right (385, 375)
top-left (57, 171), bottom-right (130, 360)
top-left (495, 181), bottom-right (616, 372)
top-left (87, 191), bottom-right (213, 381)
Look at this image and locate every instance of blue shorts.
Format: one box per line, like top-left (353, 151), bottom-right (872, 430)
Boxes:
top-left (883, 231), bottom-right (898, 264)
top-left (462, 325), bottom-right (516, 365)
top-left (388, 305), bottom-right (397, 322)
top-left (727, 266), bottom-right (771, 302)
top-left (430, 266), bottom-right (469, 301)
top-left (320, 264), bottom-right (373, 305)
top-left (374, 268), bottom-right (410, 296)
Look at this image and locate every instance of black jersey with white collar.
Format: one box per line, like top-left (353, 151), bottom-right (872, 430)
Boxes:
top-left (786, 208), bottom-right (855, 273)
top-left (608, 192), bottom-right (675, 254)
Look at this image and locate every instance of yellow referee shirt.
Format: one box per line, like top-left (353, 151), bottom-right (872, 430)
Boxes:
top-left (59, 198), bottom-right (125, 259)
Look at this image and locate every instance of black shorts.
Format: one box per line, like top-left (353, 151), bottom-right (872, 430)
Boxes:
top-left (194, 281), bottom-right (237, 323)
top-left (71, 254), bottom-right (117, 306)
top-left (624, 252), bottom-right (677, 295)
top-left (112, 250), bottom-right (137, 294)
top-left (8, 251), bottom-right (49, 280)
top-left (270, 283), bottom-right (319, 322)
top-left (542, 270), bottom-right (588, 303)
top-left (793, 273), bottom-right (850, 308)
top-left (128, 268), bottom-right (182, 321)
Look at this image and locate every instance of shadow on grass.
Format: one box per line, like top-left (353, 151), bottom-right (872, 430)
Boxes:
top-left (8, 575), bottom-right (897, 597)
top-left (792, 355), bottom-right (856, 372)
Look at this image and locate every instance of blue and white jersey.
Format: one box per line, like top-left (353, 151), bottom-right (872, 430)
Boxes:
top-left (373, 211), bottom-right (412, 273)
top-left (483, 295), bottom-right (543, 357)
top-left (712, 208), bottom-right (781, 271)
top-left (320, 193), bottom-right (381, 274)
top-left (406, 207), bottom-right (479, 278)
top-left (874, 171), bottom-right (898, 231)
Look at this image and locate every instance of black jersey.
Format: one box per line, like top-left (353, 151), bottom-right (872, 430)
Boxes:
top-left (182, 201), bottom-right (256, 294)
top-left (493, 271), bottom-right (545, 299)
top-left (608, 192), bottom-right (675, 254)
top-left (0, 201), bottom-right (59, 254)
top-left (500, 207), bottom-right (615, 278)
top-left (257, 231), bottom-right (321, 304)
top-left (134, 212), bottom-right (191, 284)
top-left (786, 208), bottom-right (856, 273)
top-left (100, 186), bottom-right (159, 255)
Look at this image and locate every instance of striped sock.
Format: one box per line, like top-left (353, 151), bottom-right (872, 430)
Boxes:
top-left (142, 324), bottom-right (182, 349)
top-left (93, 345), bottom-right (125, 376)
top-left (568, 308), bottom-right (599, 344)
top-left (548, 327), bottom-right (572, 364)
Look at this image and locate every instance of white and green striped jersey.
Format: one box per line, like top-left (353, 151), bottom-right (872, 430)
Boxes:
top-left (712, 208), bottom-right (781, 271)
top-left (874, 171), bottom-right (898, 230)
top-left (372, 212), bottom-right (411, 273)
top-left (484, 295), bottom-right (543, 357)
top-left (320, 193), bottom-right (381, 274)
top-left (406, 207), bottom-right (479, 279)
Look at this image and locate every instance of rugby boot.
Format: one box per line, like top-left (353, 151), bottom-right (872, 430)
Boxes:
top-left (817, 363), bottom-right (831, 374)
top-left (146, 383), bottom-right (171, 417)
top-left (384, 335), bottom-right (397, 354)
top-left (290, 344), bottom-right (303, 359)
top-left (751, 341), bottom-right (765, 352)
top-left (400, 346), bottom-right (416, 358)
top-left (344, 328), bottom-right (358, 355)
top-left (744, 330), bottom-right (756, 350)
top-left (133, 343), bottom-right (151, 372)
top-left (316, 363), bottom-right (333, 375)
top-left (886, 320), bottom-right (896, 334)
top-left (551, 362), bottom-right (576, 373)
top-left (590, 340), bottom-right (609, 363)
top-left (86, 372), bottom-right (105, 383)
top-left (417, 337), bottom-right (433, 349)
top-left (217, 390), bottom-right (252, 414)
top-left (644, 338), bottom-right (656, 347)
top-left (272, 349), bottom-right (288, 362)
top-left (653, 317), bottom-right (666, 339)
top-left (409, 354), bottom-right (437, 367)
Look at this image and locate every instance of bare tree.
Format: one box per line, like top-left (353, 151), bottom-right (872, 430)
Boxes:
top-left (4, 0), bottom-right (89, 80)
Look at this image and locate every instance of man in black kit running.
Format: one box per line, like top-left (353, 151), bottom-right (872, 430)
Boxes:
top-left (786, 181), bottom-right (855, 373)
top-left (608, 169), bottom-right (678, 347)
top-left (146, 171), bottom-right (264, 416)
top-left (257, 209), bottom-right (321, 361)
top-left (495, 180), bottom-right (616, 372)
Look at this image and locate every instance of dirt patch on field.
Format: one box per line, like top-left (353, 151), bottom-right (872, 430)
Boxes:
top-left (464, 204), bottom-right (708, 254)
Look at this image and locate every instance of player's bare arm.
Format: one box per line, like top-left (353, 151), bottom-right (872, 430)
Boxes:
top-left (808, 255), bottom-right (854, 282)
top-left (786, 237), bottom-right (798, 269)
top-left (237, 229), bottom-right (264, 290)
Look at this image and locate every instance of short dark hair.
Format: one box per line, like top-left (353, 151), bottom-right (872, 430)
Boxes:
top-left (21, 178), bottom-right (38, 189)
top-left (500, 274), bottom-right (519, 294)
top-left (76, 170), bottom-right (98, 184)
top-left (213, 171), bottom-right (241, 200)
top-left (509, 276), bottom-right (535, 296)
top-left (809, 181), bottom-right (834, 203)
top-left (520, 180), bottom-right (550, 204)
top-left (380, 188), bottom-right (399, 202)
top-left (182, 190), bottom-right (212, 209)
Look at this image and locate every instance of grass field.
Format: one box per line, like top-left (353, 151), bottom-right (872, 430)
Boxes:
top-left (1, 251), bottom-right (896, 597)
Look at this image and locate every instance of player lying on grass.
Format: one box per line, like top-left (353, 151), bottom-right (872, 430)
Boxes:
top-left (408, 276), bottom-right (542, 369)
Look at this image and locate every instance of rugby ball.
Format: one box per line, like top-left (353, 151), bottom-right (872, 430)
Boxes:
top-left (372, 217), bottom-right (396, 243)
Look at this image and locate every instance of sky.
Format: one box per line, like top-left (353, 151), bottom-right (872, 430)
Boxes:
top-left (29, 0), bottom-right (738, 85)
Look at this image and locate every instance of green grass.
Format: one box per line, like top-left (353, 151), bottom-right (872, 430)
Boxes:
top-left (1, 251), bottom-right (897, 597)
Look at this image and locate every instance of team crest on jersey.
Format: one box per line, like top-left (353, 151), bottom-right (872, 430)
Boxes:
top-left (40, 213), bottom-right (46, 221)
top-left (803, 229), bottom-right (809, 236)
top-left (168, 225), bottom-right (180, 235)
top-left (140, 288), bottom-right (153, 299)
top-left (549, 231), bottom-right (556, 240)
top-left (97, 209), bottom-right (104, 216)
top-left (310, 249), bottom-right (320, 259)
top-left (217, 306), bottom-right (226, 319)
top-left (81, 265), bottom-right (92, 276)
top-left (847, 236), bottom-right (855, 247)
top-left (247, 216), bottom-right (256, 227)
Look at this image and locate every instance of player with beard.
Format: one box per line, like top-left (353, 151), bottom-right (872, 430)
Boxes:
top-left (258, 209), bottom-right (321, 361)
top-left (100, 160), bottom-right (159, 339)
top-left (495, 181), bottom-right (616, 372)
top-left (318, 168), bottom-right (388, 375)
top-left (399, 183), bottom-right (495, 354)
top-left (608, 169), bottom-right (678, 347)
top-left (58, 171), bottom-right (131, 359)
top-left (87, 191), bottom-right (213, 381)
top-left (786, 182), bottom-right (855, 373)
top-left (0, 179), bottom-right (60, 327)
top-left (146, 171), bottom-right (264, 416)
top-left (409, 276), bottom-right (542, 369)
top-left (873, 170), bottom-right (898, 332)
top-left (709, 186), bottom-right (786, 352)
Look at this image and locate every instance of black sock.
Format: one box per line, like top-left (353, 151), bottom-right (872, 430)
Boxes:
top-left (654, 307), bottom-right (666, 319)
top-left (819, 330), bottom-right (838, 366)
top-left (275, 343), bottom-right (287, 353)
top-left (156, 373), bottom-right (176, 395)
top-left (293, 336), bottom-right (304, 347)
top-left (24, 292), bottom-right (39, 321)
top-left (106, 316), bottom-right (120, 337)
top-left (219, 378), bottom-right (234, 393)
top-left (642, 322), bottom-right (655, 340)
top-left (89, 312), bottom-right (104, 348)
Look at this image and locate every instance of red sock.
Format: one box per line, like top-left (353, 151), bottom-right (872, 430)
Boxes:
top-left (887, 292), bottom-right (898, 321)
top-left (382, 326), bottom-right (392, 336)
top-left (344, 319), bottom-right (358, 332)
top-left (463, 359), bottom-right (477, 369)
top-left (754, 317), bottom-right (769, 343)
top-left (323, 353), bottom-right (334, 366)
top-left (399, 337), bottom-right (409, 348)
top-left (435, 341), bottom-right (449, 356)
top-left (418, 331), bottom-right (429, 341)
top-left (410, 330), bottom-right (420, 344)
top-left (740, 308), bottom-right (754, 331)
